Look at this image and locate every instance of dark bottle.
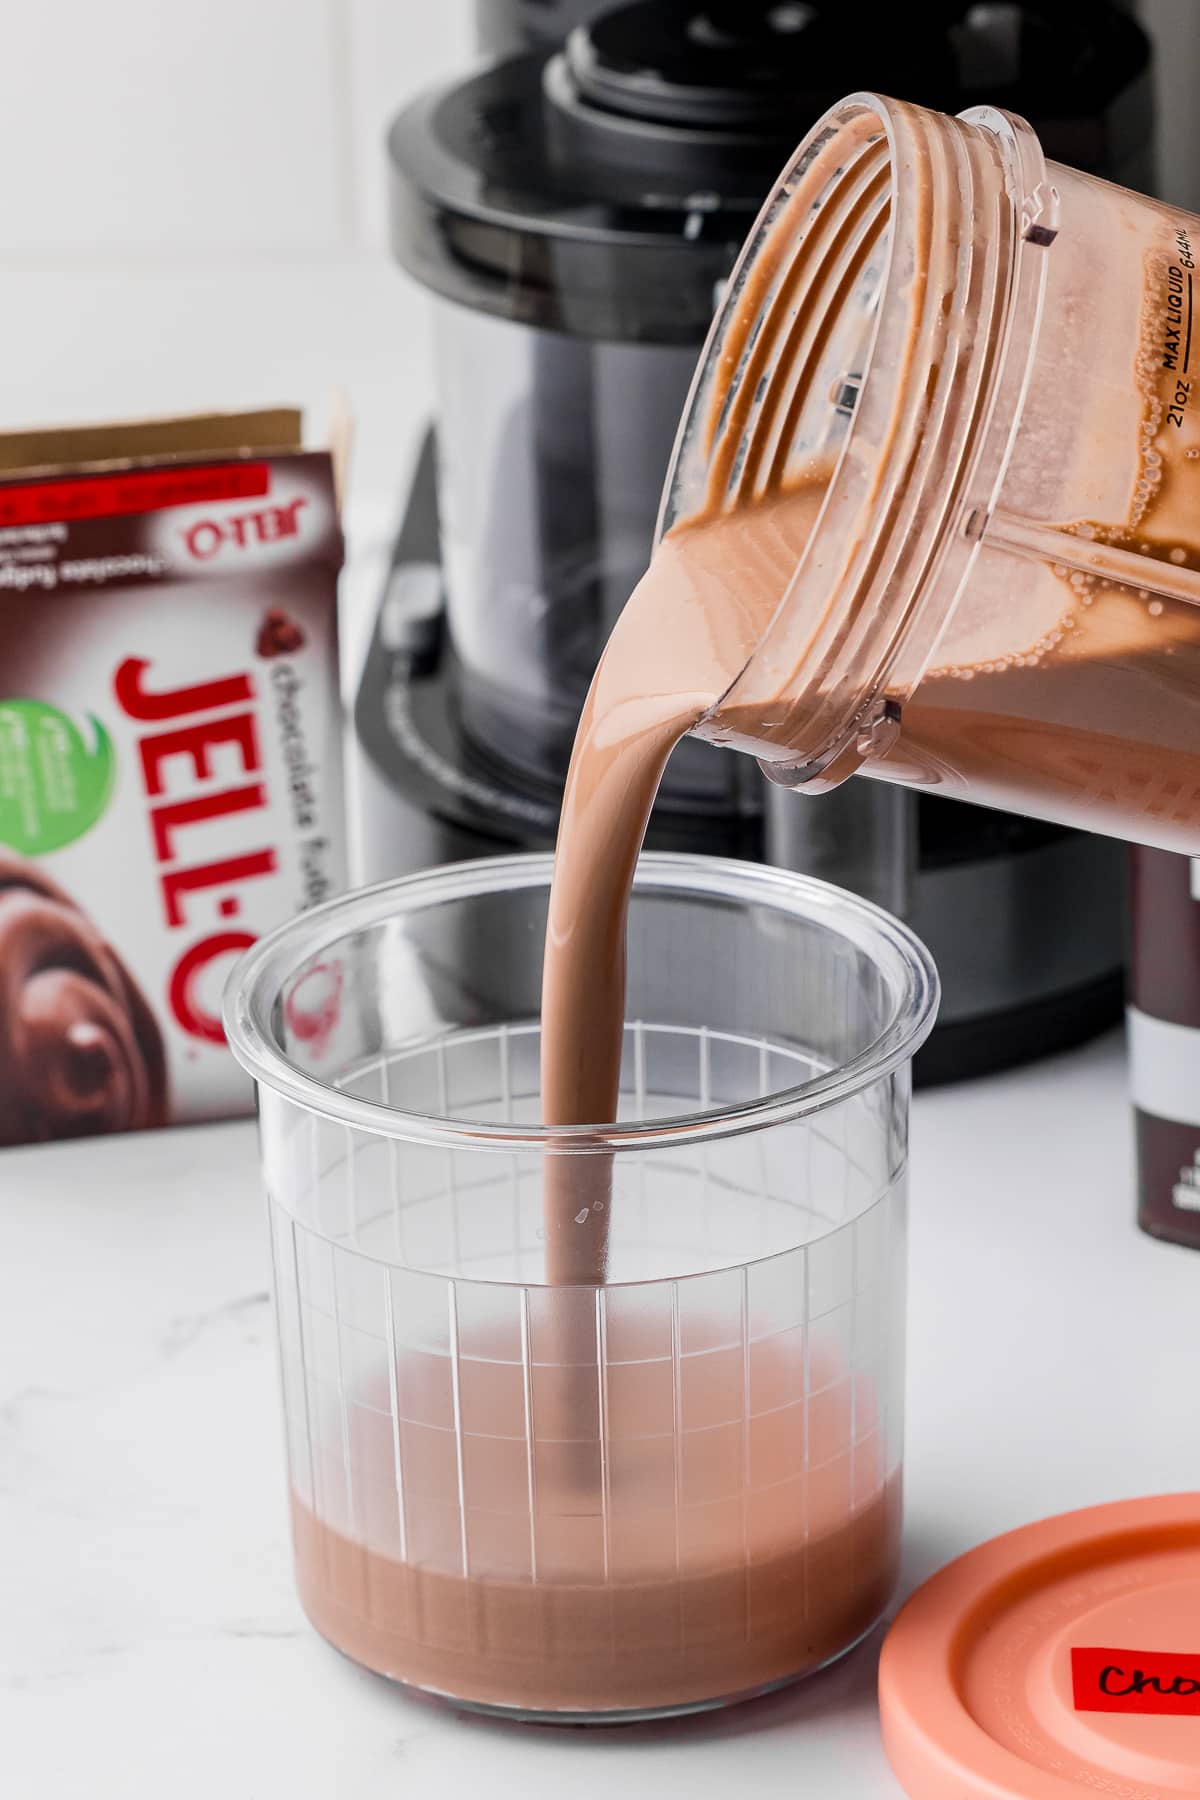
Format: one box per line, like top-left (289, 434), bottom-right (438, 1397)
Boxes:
top-left (1129, 848), bottom-right (1200, 1247)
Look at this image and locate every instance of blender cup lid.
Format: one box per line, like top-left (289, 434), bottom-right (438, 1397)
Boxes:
top-left (879, 1494), bottom-right (1200, 1798)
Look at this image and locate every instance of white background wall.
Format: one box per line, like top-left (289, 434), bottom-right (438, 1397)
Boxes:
top-left (0, 1), bottom-right (473, 510)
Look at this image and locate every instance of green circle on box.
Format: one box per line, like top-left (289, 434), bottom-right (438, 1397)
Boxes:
top-left (0, 699), bottom-right (116, 855)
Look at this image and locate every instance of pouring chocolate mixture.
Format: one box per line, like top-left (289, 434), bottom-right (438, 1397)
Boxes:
top-left (541, 102), bottom-right (1200, 1286)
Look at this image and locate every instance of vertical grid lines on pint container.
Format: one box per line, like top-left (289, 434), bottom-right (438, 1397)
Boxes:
top-left (257, 1074), bottom-right (906, 1672)
top-left (262, 1023), bottom-right (903, 1277)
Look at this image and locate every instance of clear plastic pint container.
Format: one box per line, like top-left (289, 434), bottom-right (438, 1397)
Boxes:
top-left (662, 92), bottom-right (1200, 855)
top-left (224, 854), bottom-right (937, 1721)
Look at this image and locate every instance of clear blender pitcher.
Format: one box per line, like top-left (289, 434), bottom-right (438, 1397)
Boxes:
top-left (661, 91), bottom-right (1200, 855)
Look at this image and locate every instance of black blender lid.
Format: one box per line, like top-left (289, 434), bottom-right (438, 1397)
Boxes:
top-left (554, 1), bottom-right (1150, 115)
top-left (388, 0), bottom-right (1153, 339)
top-left (559, 2), bottom-right (958, 134)
top-left (390, 4), bottom-right (833, 271)
top-left (387, 43), bottom-right (766, 342)
top-left (546, 0), bottom-right (1151, 166)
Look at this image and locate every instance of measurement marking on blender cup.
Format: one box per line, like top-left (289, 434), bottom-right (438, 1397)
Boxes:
top-left (1185, 272), bottom-right (1193, 374)
top-left (1176, 226), bottom-right (1195, 374)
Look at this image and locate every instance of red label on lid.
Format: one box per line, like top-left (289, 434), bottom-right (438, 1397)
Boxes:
top-left (0, 462), bottom-right (270, 527)
top-left (1072, 1646), bottom-right (1200, 1714)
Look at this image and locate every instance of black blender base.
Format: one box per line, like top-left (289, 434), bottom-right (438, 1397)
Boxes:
top-left (914, 972), bottom-right (1125, 1088)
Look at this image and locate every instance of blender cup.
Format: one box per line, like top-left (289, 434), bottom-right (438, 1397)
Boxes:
top-left (224, 853), bottom-right (937, 1720)
top-left (662, 92), bottom-right (1200, 854)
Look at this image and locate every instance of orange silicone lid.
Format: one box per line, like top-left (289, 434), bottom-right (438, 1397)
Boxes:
top-left (879, 1494), bottom-right (1200, 1798)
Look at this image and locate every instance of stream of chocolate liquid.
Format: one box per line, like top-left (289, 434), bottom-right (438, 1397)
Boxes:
top-left (538, 479), bottom-right (831, 1282)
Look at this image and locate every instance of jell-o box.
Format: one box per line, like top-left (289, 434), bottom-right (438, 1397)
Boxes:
top-left (0, 408), bottom-right (346, 1145)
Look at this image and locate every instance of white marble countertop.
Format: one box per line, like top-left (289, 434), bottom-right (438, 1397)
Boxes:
top-left (6, 1029), bottom-right (1196, 1799)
